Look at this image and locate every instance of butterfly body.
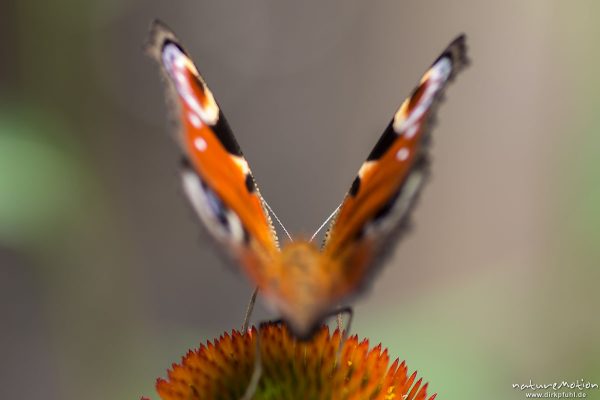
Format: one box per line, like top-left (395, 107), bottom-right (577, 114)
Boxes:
top-left (265, 241), bottom-right (338, 337)
top-left (147, 20), bottom-right (468, 338)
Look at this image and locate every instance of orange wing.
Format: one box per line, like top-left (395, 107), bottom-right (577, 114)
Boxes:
top-left (323, 35), bottom-right (468, 299)
top-left (146, 21), bottom-right (279, 280)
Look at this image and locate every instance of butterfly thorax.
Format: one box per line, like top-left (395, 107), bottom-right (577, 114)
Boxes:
top-left (265, 240), bottom-right (341, 338)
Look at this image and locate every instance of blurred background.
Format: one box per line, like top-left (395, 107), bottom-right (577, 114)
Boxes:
top-left (1, 1), bottom-right (599, 399)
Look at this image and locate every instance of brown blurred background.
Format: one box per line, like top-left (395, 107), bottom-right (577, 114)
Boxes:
top-left (1, 1), bottom-right (599, 399)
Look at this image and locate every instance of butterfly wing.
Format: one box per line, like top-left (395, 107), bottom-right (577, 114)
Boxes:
top-left (146, 21), bottom-right (279, 281)
top-left (322, 35), bottom-right (468, 299)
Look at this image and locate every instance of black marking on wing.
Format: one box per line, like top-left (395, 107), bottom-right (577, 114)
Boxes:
top-left (354, 227), bottom-right (365, 241)
top-left (372, 190), bottom-right (400, 223)
top-left (212, 111), bottom-right (244, 157)
top-left (366, 124), bottom-right (398, 161)
top-left (349, 176), bottom-right (361, 197)
top-left (432, 50), bottom-right (453, 68)
top-left (162, 38), bottom-right (186, 55)
top-left (245, 173), bottom-right (256, 193)
top-left (180, 156), bottom-right (193, 171)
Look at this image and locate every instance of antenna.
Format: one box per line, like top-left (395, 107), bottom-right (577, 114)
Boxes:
top-left (310, 203), bottom-right (342, 242)
top-left (262, 199), bottom-right (293, 242)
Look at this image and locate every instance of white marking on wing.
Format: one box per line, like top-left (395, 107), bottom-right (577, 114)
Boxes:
top-left (194, 137), bottom-right (207, 152)
top-left (396, 147), bottom-right (410, 161)
top-left (188, 113), bottom-right (202, 128)
top-left (162, 43), bottom-right (220, 126)
top-left (181, 169), bottom-right (244, 244)
top-left (393, 57), bottom-right (452, 134)
top-left (231, 155), bottom-right (251, 175)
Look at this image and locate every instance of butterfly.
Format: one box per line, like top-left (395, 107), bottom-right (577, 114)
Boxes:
top-left (146, 20), bottom-right (468, 339)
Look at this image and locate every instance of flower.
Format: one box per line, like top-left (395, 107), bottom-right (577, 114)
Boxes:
top-left (146, 323), bottom-right (436, 400)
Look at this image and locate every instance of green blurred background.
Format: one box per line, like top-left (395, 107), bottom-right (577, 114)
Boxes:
top-left (1, 1), bottom-right (599, 399)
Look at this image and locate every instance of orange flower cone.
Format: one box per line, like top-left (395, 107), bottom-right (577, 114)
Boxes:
top-left (144, 323), bottom-right (436, 400)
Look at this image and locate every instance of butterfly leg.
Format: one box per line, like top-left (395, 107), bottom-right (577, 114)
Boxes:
top-left (241, 286), bottom-right (259, 333)
top-left (328, 306), bottom-right (353, 364)
top-left (240, 328), bottom-right (262, 400)
top-left (334, 306), bottom-right (353, 337)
